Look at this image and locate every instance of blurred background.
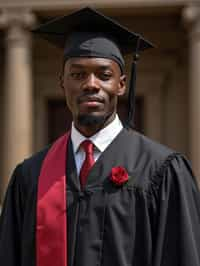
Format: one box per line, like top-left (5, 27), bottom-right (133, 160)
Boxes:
top-left (0, 0), bottom-right (200, 201)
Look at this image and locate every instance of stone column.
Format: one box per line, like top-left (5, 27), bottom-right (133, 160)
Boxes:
top-left (0, 9), bottom-right (36, 197)
top-left (183, 5), bottom-right (200, 185)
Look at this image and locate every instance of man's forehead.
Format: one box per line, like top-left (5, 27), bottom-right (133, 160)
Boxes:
top-left (65, 57), bottom-right (121, 70)
top-left (67, 57), bottom-right (117, 65)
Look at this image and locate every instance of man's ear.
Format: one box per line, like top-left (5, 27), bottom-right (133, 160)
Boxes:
top-left (117, 74), bottom-right (126, 96)
top-left (59, 73), bottom-right (65, 92)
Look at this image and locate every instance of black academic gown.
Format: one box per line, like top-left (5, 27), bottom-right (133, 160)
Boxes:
top-left (0, 128), bottom-right (200, 266)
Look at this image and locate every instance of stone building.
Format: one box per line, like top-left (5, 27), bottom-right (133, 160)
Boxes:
top-left (0, 0), bottom-right (200, 200)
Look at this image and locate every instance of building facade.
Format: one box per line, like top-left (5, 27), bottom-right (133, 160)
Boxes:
top-left (0, 0), bottom-right (200, 200)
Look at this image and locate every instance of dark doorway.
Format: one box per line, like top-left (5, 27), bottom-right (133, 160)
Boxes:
top-left (47, 97), bottom-right (144, 143)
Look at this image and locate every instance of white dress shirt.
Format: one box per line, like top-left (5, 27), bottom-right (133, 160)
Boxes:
top-left (71, 115), bottom-right (123, 175)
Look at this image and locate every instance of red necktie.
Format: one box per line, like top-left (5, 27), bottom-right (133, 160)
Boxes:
top-left (79, 140), bottom-right (95, 188)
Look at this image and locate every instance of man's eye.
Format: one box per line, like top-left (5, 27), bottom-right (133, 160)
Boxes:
top-left (100, 72), bottom-right (112, 80)
top-left (70, 72), bottom-right (85, 79)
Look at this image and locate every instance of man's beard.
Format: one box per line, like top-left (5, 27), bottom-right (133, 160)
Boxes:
top-left (77, 114), bottom-right (106, 127)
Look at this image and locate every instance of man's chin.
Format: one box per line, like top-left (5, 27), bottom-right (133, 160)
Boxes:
top-left (77, 114), bottom-right (106, 127)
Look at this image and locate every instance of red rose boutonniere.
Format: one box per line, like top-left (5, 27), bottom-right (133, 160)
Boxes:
top-left (110, 166), bottom-right (129, 186)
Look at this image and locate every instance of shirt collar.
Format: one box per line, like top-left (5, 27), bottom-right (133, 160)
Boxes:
top-left (71, 114), bottom-right (123, 153)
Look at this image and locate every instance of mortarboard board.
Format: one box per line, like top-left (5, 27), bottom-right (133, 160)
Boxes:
top-left (32, 7), bottom-right (154, 128)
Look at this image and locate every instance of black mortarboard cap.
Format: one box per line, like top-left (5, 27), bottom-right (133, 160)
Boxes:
top-left (32, 7), bottom-right (154, 128)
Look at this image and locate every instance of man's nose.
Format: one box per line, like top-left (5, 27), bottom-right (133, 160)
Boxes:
top-left (83, 74), bottom-right (100, 91)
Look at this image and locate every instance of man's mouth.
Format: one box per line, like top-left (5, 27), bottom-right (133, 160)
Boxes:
top-left (78, 96), bottom-right (105, 107)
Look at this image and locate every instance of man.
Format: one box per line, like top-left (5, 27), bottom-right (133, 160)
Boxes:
top-left (0, 7), bottom-right (200, 266)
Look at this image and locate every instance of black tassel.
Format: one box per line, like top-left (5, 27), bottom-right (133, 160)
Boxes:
top-left (125, 36), bottom-right (141, 129)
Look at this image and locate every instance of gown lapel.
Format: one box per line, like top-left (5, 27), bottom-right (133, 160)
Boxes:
top-left (67, 138), bottom-right (80, 192)
top-left (66, 138), bottom-right (80, 266)
top-left (85, 128), bottom-right (132, 188)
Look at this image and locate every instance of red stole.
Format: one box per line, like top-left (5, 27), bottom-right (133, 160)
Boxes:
top-left (36, 132), bottom-right (70, 266)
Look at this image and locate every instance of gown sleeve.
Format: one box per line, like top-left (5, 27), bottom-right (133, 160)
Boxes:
top-left (153, 155), bottom-right (200, 266)
top-left (0, 164), bottom-right (24, 266)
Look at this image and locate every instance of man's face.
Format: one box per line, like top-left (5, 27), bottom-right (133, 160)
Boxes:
top-left (61, 57), bottom-right (126, 130)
